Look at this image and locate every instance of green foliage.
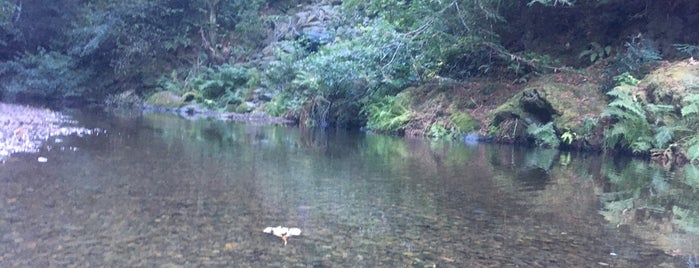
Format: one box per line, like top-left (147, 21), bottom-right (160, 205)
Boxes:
top-left (617, 35), bottom-right (662, 73)
top-left (579, 42), bottom-right (612, 63)
top-left (265, 92), bottom-right (302, 117)
top-left (71, 1), bottom-right (197, 71)
top-left (653, 126), bottom-right (674, 149)
top-left (193, 65), bottom-right (250, 99)
top-left (581, 117), bottom-right (599, 136)
top-left (561, 131), bottom-right (575, 144)
top-left (672, 206), bottom-right (699, 234)
top-left (503, 52), bottom-right (558, 83)
top-left (602, 88), bottom-right (653, 153)
top-left (343, 0), bottom-right (509, 80)
top-left (427, 121), bottom-right (451, 139)
top-left (680, 94), bottom-right (699, 164)
top-left (602, 73), bottom-right (679, 154)
top-left (363, 94), bottom-right (413, 132)
top-left (448, 112), bottom-right (479, 134)
top-left (681, 94), bottom-right (699, 117)
top-left (282, 18), bottom-right (429, 125)
top-left (673, 44), bottom-right (699, 58)
top-left (0, 48), bottom-right (91, 99)
top-left (527, 0), bottom-right (575, 7)
top-left (527, 122), bottom-right (560, 148)
top-left (0, 0), bottom-right (19, 42)
top-left (613, 71), bottom-right (640, 87)
top-left (157, 64), bottom-right (251, 108)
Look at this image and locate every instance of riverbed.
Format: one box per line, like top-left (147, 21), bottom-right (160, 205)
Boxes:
top-left (0, 108), bottom-right (696, 267)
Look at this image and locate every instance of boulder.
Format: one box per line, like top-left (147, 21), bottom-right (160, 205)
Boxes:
top-left (490, 74), bottom-right (608, 145)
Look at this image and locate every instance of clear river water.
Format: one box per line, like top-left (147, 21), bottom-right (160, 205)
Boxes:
top-left (1, 109), bottom-right (698, 267)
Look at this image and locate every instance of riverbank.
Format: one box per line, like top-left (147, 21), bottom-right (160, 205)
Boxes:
top-left (0, 102), bottom-right (95, 162)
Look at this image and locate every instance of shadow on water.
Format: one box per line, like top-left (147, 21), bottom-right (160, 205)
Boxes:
top-left (0, 109), bottom-right (696, 267)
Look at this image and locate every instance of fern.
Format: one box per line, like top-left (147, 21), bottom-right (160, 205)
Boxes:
top-left (673, 44), bottom-right (699, 58)
top-left (681, 94), bottom-right (699, 117)
top-left (654, 126), bottom-right (674, 149)
top-left (685, 135), bottom-right (699, 163)
top-left (604, 89), bottom-right (647, 120)
top-left (527, 122), bottom-right (560, 148)
top-left (602, 88), bottom-right (654, 153)
top-left (363, 94), bottom-right (413, 132)
top-left (613, 72), bottom-right (641, 87)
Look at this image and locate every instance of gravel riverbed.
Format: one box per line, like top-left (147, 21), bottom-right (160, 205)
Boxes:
top-left (0, 102), bottom-right (94, 162)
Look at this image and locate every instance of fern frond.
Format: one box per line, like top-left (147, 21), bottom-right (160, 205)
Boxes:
top-left (631, 139), bottom-right (652, 153)
top-left (685, 135), bottom-right (699, 163)
top-left (607, 98), bottom-right (647, 120)
top-left (681, 94), bottom-right (699, 117)
top-left (646, 104), bottom-right (674, 114)
top-left (526, 122), bottom-right (560, 148)
top-left (653, 126), bottom-right (674, 149)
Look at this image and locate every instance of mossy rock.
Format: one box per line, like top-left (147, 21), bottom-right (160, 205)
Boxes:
top-left (490, 77), bottom-right (607, 138)
top-left (235, 102), bottom-right (252, 113)
top-left (637, 59), bottom-right (699, 108)
top-left (449, 112), bottom-right (479, 133)
top-left (146, 91), bottom-right (184, 108)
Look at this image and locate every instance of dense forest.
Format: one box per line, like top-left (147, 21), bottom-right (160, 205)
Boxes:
top-left (1, 0), bottom-right (699, 163)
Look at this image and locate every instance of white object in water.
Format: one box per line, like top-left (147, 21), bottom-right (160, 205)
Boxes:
top-left (37, 157), bottom-right (48, 163)
top-left (263, 226), bottom-right (302, 245)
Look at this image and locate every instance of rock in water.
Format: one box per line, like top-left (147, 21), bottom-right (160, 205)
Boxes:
top-left (263, 226), bottom-right (302, 245)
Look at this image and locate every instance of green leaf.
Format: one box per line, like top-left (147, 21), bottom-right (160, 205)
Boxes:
top-left (527, 122), bottom-right (560, 148)
top-left (686, 135), bottom-right (699, 162)
top-left (653, 126), bottom-right (673, 149)
top-left (561, 131), bottom-right (575, 144)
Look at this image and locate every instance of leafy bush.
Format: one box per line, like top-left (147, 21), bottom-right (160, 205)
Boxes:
top-left (579, 42), bottom-right (612, 63)
top-left (158, 64), bottom-right (250, 104)
top-left (278, 18), bottom-right (429, 126)
top-left (0, 48), bottom-right (90, 100)
top-left (192, 65), bottom-right (250, 99)
top-left (617, 35), bottom-right (662, 74)
top-left (673, 44), bottom-right (699, 59)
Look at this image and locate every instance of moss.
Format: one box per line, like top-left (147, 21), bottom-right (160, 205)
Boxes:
top-left (235, 102), bottom-right (251, 113)
top-left (638, 59), bottom-right (699, 107)
top-left (491, 79), bottom-right (607, 136)
top-left (449, 112), bottom-right (479, 133)
top-left (145, 91), bottom-right (184, 108)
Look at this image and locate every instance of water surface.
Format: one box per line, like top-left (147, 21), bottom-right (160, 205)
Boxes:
top-left (1, 110), bottom-right (697, 267)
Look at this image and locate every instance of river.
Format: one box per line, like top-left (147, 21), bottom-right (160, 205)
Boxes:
top-left (1, 109), bottom-right (697, 267)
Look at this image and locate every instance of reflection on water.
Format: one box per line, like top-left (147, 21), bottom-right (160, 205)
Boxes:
top-left (0, 110), bottom-right (696, 267)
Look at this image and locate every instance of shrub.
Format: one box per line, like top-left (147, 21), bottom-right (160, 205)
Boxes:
top-left (0, 48), bottom-right (90, 100)
top-left (363, 93), bottom-right (413, 133)
top-left (157, 64), bottom-right (250, 107)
